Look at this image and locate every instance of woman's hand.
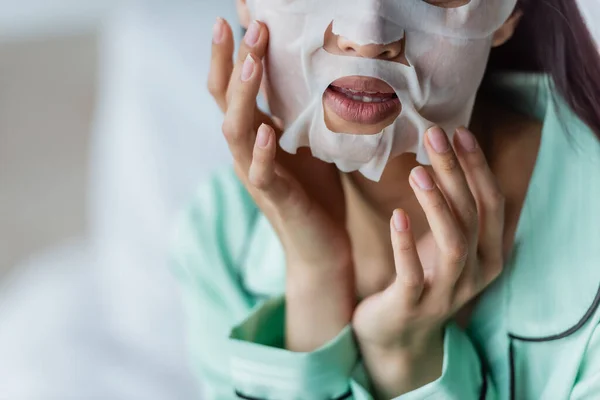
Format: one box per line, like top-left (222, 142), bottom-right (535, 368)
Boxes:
top-left (353, 127), bottom-right (505, 398)
top-left (209, 19), bottom-right (354, 351)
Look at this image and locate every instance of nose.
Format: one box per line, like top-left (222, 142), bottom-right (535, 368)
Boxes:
top-left (336, 35), bottom-right (404, 61)
top-left (322, 23), bottom-right (407, 63)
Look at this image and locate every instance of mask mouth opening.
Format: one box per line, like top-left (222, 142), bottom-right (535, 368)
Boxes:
top-left (323, 76), bottom-right (402, 133)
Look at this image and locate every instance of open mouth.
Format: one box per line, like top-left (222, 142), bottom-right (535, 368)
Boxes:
top-left (323, 76), bottom-right (401, 126)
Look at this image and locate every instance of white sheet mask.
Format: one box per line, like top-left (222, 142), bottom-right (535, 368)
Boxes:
top-left (247, 0), bottom-right (518, 181)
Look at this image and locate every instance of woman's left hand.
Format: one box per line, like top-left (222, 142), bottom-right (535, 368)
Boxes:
top-left (353, 126), bottom-right (506, 398)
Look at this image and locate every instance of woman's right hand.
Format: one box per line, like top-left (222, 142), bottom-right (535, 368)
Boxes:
top-left (209, 18), bottom-right (355, 351)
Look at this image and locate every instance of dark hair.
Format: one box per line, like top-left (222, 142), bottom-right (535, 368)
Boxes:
top-left (487, 0), bottom-right (600, 141)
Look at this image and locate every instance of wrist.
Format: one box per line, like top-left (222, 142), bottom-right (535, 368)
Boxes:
top-left (360, 329), bottom-right (445, 399)
top-left (285, 241), bottom-right (353, 273)
top-left (286, 257), bottom-right (352, 287)
top-left (285, 261), bottom-right (355, 352)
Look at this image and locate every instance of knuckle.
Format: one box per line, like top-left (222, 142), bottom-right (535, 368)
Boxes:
top-left (428, 192), bottom-right (447, 212)
top-left (430, 303), bottom-right (452, 321)
top-left (252, 148), bottom-right (273, 169)
top-left (463, 203), bottom-right (479, 230)
top-left (487, 259), bottom-right (504, 282)
top-left (252, 149), bottom-right (269, 164)
top-left (487, 189), bottom-right (506, 211)
top-left (221, 118), bottom-right (242, 143)
top-left (282, 193), bottom-right (307, 219)
top-left (458, 276), bottom-right (479, 300)
top-left (445, 239), bottom-right (469, 265)
top-left (207, 80), bottom-right (224, 98)
top-left (248, 159), bottom-right (274, 191)
top-left (396, 236), bottom-right (415, 252)
top-left (400, 274), bottom-right (424, 290)
top-left (286, 189), bottom-right (306, 211)
top-left (438, 154), bottom-right (460, 172)
top-left (454, 287), bottom-right (473, 308)
top-left (248, 173), bottom-right (270, 190)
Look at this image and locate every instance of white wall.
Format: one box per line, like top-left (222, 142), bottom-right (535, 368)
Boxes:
top-left (578, 0), bottom-right (600, 45)
top-left (0, 0), bottom-right (120, 39)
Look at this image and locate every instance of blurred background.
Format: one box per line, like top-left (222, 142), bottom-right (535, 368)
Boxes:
top-left (0, 0), bottom-right (109, 278)
top-left (0, 0), bottom-right (597, 399)
top-left (0, 0), bottom-right (235, 398)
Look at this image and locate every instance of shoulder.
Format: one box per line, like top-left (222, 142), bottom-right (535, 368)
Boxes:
top-left (501, 79), bottom-right (600, 341)
top-left (172, 167), bottom-right (260, 280)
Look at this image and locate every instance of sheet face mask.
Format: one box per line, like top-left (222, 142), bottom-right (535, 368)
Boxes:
top-left (247, 0), bottom-right (518, 181)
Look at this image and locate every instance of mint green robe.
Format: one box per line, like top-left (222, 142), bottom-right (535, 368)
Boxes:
top-left (172, 74), bottom-right (600, 399)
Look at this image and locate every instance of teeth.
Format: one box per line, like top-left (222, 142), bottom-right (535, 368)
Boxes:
top-left (348, 94), bottom-right (386, 103)
top-left (336, 87), bottom-right (392, 103)
top-left (346, 89), bottom-right (378, 95)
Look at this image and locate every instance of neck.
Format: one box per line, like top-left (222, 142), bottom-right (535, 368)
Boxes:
top-left (344, 153), bottom-right (429, 298)
top-left (346, 97), bottom-right (491, 234)
top-left (344, 98), bottom-right (541, 299)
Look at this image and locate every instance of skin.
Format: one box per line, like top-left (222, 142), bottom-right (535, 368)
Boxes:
top-left (210, 1), bottom-right (540, 397)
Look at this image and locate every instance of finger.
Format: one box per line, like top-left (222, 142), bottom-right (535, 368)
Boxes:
top-left (248, 124), bottom-right (289, 203)
top-left (409, 166), bottom-right (468, 286)
top-left (237, 20), bottom-right (270, 63)
top-left (222, 53), bottom-right (263, 170)
top-left (227, 20), bottom-right (270, 106)
top-left (249, 124), bottom-right (311, 219)
top-left (425, 127), bottom-right (478, 239)
top-left (208, 18), bottom-right (235, 112)
top-left (454, 127), bottom-right (506, 284)
top-left (390, 209), bottom-right (425, 305)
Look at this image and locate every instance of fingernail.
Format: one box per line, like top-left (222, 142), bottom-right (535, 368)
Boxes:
top-left (241, 54), bottom-right (255, 82)
top-left (456, 127), bottom-right (477, 152)
top-left (244, 21), bottom-right (260, 47)
top-left (427, 127), bottom-right (450, 154)
top-left (256, 125), bottom-right (271, 148)
top-left (411, 167), bottom-right (435, 190)
top-left (393, 209), bottom-right (410, 232)
top-left (213, 17), bottom-right (225, 44)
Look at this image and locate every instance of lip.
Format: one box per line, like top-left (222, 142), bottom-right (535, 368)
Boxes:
top-left (329, 76), bottom-right (397, 94)
top-left (324, 76), bottom-right (401, 125)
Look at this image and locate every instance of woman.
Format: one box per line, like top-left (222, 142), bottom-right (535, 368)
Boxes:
top-left (172, 0), bottom-right (600, 398)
